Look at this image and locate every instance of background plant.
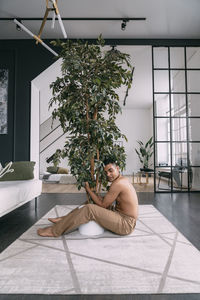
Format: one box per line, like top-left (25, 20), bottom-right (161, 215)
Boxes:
top-left (135, 136), bottom-right (154, 169)
top-left (46, 149), bottom-right (61, 167)
top-left (49, 36), bottom-right (133, 198)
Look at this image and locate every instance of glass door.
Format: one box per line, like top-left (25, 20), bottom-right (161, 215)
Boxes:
top-left (153, 46), bottom-right (200, 192)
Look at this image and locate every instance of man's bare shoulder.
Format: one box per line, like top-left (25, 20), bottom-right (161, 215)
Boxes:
top-left (118, 176), bottom-right (131, 184)
top-left (111, 176), bottom-right (131, 188)
top-left (112, 176), bottom-right (137, 193)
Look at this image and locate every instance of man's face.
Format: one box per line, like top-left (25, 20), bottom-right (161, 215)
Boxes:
top-left (104, 163), bottom-right (119, 182)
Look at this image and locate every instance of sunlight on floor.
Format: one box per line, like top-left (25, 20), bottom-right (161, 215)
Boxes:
top-left (42, 175), bottom-right (154, 193)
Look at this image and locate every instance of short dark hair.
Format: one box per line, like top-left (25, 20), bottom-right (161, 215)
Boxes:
top-left (103, 156), bottom-right (118, 166)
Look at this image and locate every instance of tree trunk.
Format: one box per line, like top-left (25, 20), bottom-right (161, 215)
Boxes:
top-left (95, 148), bottom-right (100, 193)
top-left (86, 98), bottom-right (95, 181)
top-left (93, 108), bottom-right (99, 193)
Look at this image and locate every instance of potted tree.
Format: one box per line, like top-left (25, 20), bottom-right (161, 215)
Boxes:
top-left (49, 36), bottom-right (133, 200)
top-left (135, 137), bottom-right (154, 174)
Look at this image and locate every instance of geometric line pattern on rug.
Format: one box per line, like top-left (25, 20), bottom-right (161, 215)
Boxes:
top-left (10, 238), bottom-right (200, 286)
top-left (0, 245), bottom-right (38, 263)
top-left (157, 231), bottom-right (178, 292)
top-left (139, 219), bottom-right (173, 246)
top-left (6, 238), bottom-right (198, 288)
top-left (0, 205), bottom-right (200, 295)
top-left (55, 206), bottom-right (81, 294)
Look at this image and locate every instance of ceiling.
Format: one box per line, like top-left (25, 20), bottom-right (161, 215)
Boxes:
top-left (0, 0), bottom-right (200, 40)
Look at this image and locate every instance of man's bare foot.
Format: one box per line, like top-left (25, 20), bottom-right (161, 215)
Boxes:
top-left (37, 226), bottom-right (56, 237)
top-left (48, 217), bottom-right (62, 224)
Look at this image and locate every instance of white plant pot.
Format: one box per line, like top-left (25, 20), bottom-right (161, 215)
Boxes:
top-left (79, 221), bottom-right (104, 236)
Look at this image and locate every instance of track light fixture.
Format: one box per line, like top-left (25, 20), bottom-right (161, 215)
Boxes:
top-left (14, 19), bottom-right (58, 56)
top-left (36, 0), bottom-right (67, 42)
top-left (2, 17), bottom-right (146, 22)
top-left (121, 19), bottom-right (129, 31)
top-left (16, 19), bottom-right (22, 31)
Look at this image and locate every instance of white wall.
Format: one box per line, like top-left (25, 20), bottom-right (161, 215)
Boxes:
top-left (31, 58), bottom-right (66, 175)
top-left (116, 108), bottom-right (153, 175)
top-left (30, 83), bottom-right (40, 178)
top-left (32, 58), bottom-right (62, 124)
top-left (115, 46), bottom-right (152, 109)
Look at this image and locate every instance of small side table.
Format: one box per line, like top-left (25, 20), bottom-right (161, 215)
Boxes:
top-left (133, 170), bottom-right (154, 185)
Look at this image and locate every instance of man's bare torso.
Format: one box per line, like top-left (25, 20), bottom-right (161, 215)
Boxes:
top-left (111, 176), bottom-right (138, 219)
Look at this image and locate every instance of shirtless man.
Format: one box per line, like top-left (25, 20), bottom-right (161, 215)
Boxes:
top-left (37, 159), bottom-right (138, 237)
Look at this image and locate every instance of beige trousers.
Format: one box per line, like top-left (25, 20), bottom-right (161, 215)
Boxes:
top-left (52, 204), bottom-right (136, 237)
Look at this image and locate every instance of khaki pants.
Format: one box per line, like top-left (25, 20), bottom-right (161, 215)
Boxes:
top-left (52, 204), bottom-right (136, 237)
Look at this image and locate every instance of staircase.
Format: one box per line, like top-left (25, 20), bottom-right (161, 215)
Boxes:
top-left (39, 116), bottom-right (68, 175)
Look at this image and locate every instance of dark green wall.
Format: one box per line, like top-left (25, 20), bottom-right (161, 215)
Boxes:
top-left (0, 40), bottom-right (55, 164)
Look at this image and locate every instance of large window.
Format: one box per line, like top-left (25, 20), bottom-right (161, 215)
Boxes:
top-left (153, 46), bottom-right (200, 192)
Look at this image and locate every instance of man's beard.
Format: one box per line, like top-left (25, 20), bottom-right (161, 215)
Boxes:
top-left (107, 173), bottom-right (120, 182)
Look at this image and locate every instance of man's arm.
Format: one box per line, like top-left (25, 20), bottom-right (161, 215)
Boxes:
top-left (85, 182), bottom-right (120, 208)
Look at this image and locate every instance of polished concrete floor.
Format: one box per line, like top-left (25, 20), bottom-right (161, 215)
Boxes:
top-left (0, 192), bottom-right (200, 300)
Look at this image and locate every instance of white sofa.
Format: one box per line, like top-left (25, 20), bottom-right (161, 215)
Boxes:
top-left (0, 179), bottom-right (42, 218)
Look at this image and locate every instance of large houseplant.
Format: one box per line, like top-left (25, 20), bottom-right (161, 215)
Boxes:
top-left (49, 36), bottom-right (133, 198)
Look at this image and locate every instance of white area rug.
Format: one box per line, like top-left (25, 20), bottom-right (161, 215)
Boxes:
top-left (0, 205), bottom-right (200, 295)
